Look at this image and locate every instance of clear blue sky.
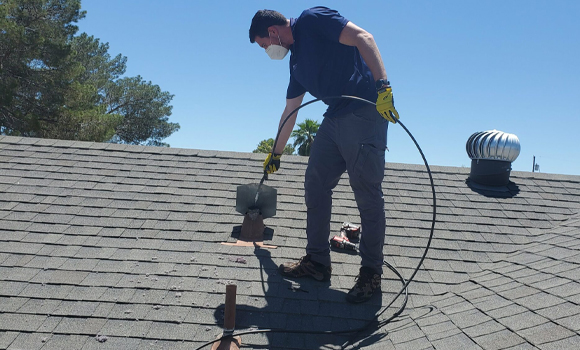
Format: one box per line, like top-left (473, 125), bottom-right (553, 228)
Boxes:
top-left (78, 1), bottom-right (580, 176)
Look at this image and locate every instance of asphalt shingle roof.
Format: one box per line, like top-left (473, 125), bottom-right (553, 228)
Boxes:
top-left (1, 134), bottom-right (579, 349)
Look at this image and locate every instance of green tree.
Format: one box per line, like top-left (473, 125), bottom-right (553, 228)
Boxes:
top-left (106, 76), bottom-right (178, 146)
top-left (0, 0), bottom-right (85, 134)
top-left (291, 119), bottom-right (320, 156)
top-left (0, 0), bottom-right (179, 146)
top-left (253, 138), bottom-right (295, 155)
top-left (38, 33), bottom-right (125, 141)
top-left (64, 33), bottom-right (178, 146)
top-left (40, 84), bottom-right (122, 141)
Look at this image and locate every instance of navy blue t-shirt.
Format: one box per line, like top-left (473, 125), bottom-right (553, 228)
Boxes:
top-left (287, 7), bottom-right (377, 116)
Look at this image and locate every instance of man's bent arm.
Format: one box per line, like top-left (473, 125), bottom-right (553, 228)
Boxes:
top-left (274, 93), bottom-right (305, 154)
top-left (338, 22), bottom-right (387, 82)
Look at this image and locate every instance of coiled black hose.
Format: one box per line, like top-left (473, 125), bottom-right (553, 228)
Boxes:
top-left (195, 96), bottom-right (436, 349)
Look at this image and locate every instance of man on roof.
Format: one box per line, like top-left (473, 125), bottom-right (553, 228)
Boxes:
top-left (249, 6), bottom-right (399, 303)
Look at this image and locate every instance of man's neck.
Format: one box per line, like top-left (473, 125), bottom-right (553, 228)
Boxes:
top-left (280, 20), bottom-right (294, 46)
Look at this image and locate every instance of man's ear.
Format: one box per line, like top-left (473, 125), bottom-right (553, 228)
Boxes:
top-left (268, 25), bottom-right (278, 36)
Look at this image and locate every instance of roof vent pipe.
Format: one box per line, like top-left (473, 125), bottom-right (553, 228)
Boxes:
top-left (466, 130), bottom-right (520, 186)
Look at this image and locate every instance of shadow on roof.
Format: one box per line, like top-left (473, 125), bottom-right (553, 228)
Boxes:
top-left (212, 247), bottom-right (385, 348)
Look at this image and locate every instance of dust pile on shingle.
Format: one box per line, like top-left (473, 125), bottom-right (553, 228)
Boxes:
top-left (95, 334), bottom-right (108, 343)
top-left (228, 256), bottom-right (247, 264)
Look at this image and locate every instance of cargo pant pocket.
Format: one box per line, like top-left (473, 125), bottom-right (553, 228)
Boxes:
top-left (353, 142), bottom-right (385, 184)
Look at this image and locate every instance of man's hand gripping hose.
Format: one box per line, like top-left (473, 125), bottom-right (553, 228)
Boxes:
top-left (376, 85), bottom-right (399, 124)
top-left (254, 152), bottom-right (281, 204)
top-left (263, 152), bottom-right (282, 175)
top-left (196, 95), bottom-right (436, 350)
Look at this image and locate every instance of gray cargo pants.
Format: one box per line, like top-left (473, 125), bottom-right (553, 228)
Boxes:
top-left (304, 104), bottom-right (388, 274)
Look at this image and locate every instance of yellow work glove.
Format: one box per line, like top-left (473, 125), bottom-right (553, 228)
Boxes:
top-left (376, 86), bottom-right (399, 124)
top-left (263, 152), bottom-right (282, 174)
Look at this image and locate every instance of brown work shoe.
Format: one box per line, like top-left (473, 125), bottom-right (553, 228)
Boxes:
top-left (346, 266), bottom-right (381, 303)
top-left (279, 255), bottom-right (331, 282)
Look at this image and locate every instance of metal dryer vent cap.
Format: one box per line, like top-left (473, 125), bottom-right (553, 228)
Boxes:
top-left (466, 130), bottom-right (520, 187)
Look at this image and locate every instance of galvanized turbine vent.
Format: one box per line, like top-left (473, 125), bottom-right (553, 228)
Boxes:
top-left (466, 130), bottom-right (520, 186)
top-left (466, 130), bottom-right (520, 162)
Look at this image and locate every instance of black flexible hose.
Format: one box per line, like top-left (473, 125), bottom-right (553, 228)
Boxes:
top-left (195, 96), bottom-right (436, 349)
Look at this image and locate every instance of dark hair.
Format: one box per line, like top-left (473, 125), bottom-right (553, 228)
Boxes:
top-left (249, 9), bottom-right (287, 43)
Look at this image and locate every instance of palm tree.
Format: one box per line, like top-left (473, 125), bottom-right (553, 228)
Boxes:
top-left (291, 119), bottom-right (320, 156)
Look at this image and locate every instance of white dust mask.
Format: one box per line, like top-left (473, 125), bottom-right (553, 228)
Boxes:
top-left (266, 34), bottom-right (288, 60)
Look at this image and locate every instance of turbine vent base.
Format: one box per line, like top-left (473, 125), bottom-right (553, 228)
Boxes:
top-left (469, 159), bottom-right (512, 187)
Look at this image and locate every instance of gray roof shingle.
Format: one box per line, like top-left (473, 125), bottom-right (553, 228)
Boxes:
top-left (1, 135), bottom-right (579, 349)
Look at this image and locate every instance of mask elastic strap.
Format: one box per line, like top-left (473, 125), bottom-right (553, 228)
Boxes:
top-left (268, 32), bottom-right (282, 47)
